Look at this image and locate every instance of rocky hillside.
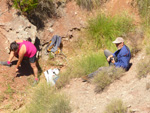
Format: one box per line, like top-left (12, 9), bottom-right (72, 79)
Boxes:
top-left (0, 0), bottom-right (150, 113)
top-left (0, 0), bottom-right (88, 112)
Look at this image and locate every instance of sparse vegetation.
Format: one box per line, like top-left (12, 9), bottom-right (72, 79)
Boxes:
top-left (55, 13), bottom-right (133, 89)
top-left (27, 77), bottom-right (35, 86)
top-left (136, 0), bottom-right (150, 26)
top-left (145, 44), bottom-right (150, 55)
top-left (130, 45), bottom-right (141, 57)
top-left (12, 0), bottom-right (38, 13)
top-left (75, 0), bottom-right (108, 10)
top-left (104, 99), bottom-right (127, 113)
top-left (21, 82), bottom-right (71, 113)
top-left (0, 94), bottom-right (5, 103)
top-left (3, 103), bottom-right (12, 110)
top-left (136, 58), bottom-right (150, 79)
top-left (10, 0), bottom-right (56, 29)
top-left (146, 82), bottom-right (150, 90)
top-left (75, 0), bottom-right (94, 10)
top-left (4, 84), bottom-right (15, 95)
top-left (49, 52), bottom-right (55, 60)
top-left (56, 51), bottom-right (107, 88)
top-left (92, 66), bottom-right (125, 93)
top-left (47, 53), bottom-right (67, 67)
top-left (56, 68), bottom-right (72, 88)
top-left (4, 84), bottom-right (15, 100)
top-left (73, 51), bottom-right (107, 76)
top-left (87, 13), bottom-right (134, 49)
top-left (2, 0), bottom-right (150, 112)
top-left (127, 28), bottom-right (144, 57)
top-left (27, 0), bottom-right (56, 29)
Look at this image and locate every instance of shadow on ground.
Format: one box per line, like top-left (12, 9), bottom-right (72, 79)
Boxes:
top-left (12, 60), bottom-right (33, 77)
top-left (12, 59), bottom-right (42, 77)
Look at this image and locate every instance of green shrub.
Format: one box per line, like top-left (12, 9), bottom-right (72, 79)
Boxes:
top-left (73, 51), bottom-right (107, 76)
top-left (56, 51), bottom-right (107, 88)
top-left (87, 13), bottom-right (133, 49)
top-left (56, 52), bottom-right (125, 90)
top-left (22, 83), bottom-right (71, 113)
top-left (92, 66), bottom-right (125, 93)
top-left (104, 99), bottom-right (127, 113)
top-left (136, 58), bottom-right (150, 79)
top-left (11, 0), bottom-right (56, 29)
top-left (12, 0), bottom-right (38, 13)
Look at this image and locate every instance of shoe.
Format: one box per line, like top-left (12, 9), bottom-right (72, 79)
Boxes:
top-left (0, 61), bottom-right (12, 67)
top-left (32, 79), bottom-right (39, 87)
top-left (82, 75), bottom-right (90, 82)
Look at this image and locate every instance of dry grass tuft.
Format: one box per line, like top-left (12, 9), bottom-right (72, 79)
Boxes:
top-left (127, 28), bottom-right (144, 57)
top-left (20, 82), bottom-right (71, 113)
top-left (136, 58), bottom-right (150, 79)
top-left (92, 66), bottom-right (125, 93)
top-left (104, 99), bottom-right (127, 113)
top-left (146, 82), bottom-right (150, 90)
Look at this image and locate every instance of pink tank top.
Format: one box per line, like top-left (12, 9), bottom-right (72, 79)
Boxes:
top-left (17, 41), bottom-right (37, 58)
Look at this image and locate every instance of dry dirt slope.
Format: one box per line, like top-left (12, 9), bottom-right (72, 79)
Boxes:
top-left (0, 0), bottom-right (87, 112)
top-left (62, 0), bottom-right (150, 113)
top-left (0, 0), bottom-right (149, 113)
top-left (62, 51), bottom-right (150, 113)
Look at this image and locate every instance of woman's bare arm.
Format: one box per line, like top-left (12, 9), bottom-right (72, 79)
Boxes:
top-left (16, 44), bottom-right (26, 69)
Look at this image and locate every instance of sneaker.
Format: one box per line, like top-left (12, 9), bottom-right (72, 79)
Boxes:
top-left (0, 61), bottom-right (12, 67)
top-left (32, 78), bottom-right (39, 86)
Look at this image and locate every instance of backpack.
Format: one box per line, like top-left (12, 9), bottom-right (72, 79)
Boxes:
top-left (46, 35), bottom-right (62, 55)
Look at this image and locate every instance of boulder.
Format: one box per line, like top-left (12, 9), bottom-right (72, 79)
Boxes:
top-left (4, 15), bottom-right (37, 44)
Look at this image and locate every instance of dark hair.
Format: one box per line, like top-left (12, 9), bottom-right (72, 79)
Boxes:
top-left (10, 41), bottom-right (19, 52)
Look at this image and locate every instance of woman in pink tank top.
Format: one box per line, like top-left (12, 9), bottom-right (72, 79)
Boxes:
top-left (17, 41), bottom-right (37, 58)
top-left (6, 39), bottom-right (39, 84)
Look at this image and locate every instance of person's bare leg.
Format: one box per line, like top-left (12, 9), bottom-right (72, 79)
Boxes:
top-left (30, 62), bottom-right (38, 79)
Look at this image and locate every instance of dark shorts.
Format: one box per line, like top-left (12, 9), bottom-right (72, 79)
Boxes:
top-left (29, 54), bottom-right (36, 63)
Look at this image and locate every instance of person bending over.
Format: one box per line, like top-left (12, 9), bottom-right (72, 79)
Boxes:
top-left (0, 39), bottom-right (39, 83)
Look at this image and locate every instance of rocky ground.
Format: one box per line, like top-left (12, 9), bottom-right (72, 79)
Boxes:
top-left (0, 0), bottom-right (150, 113)
top-left (62, 51), bottom-right (150, 113)
top-left (0, 0), bottom-right (88, 112)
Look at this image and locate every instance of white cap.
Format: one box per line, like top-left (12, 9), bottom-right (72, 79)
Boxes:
top-left (112, 37), bottom-right (124, 44)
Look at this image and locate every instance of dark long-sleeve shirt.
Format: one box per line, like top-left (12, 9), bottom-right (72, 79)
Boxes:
top-left (113, 45), bottom-right (131, 70)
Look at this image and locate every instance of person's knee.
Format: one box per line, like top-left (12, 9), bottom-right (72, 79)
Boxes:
top-left (30, 63), bottom-right (37, 68)
top-left (32, 65), bottom-right (36, 68)
top-left (104, 49), bottom-right (109, 52)
top-left (104, 49), bottom-right (113, 58)
top-left (104, 49), bottom-right (109, 57)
